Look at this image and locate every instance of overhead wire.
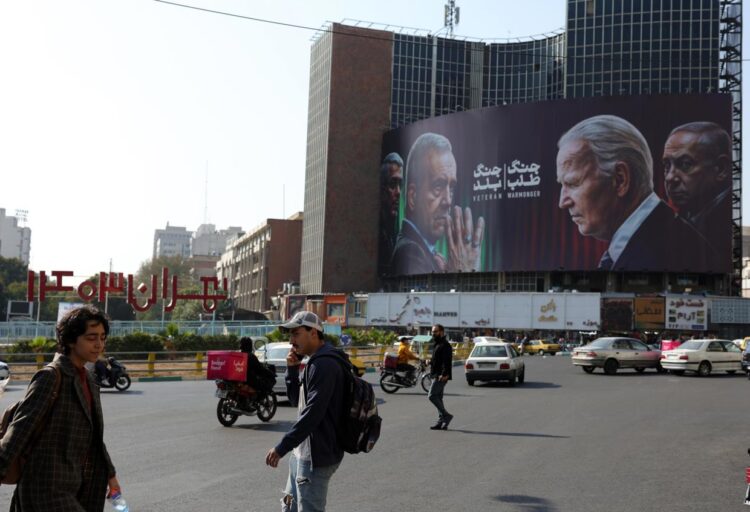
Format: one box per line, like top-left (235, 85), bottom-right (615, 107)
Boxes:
top-left (153, 0), bottom-right (744, 68)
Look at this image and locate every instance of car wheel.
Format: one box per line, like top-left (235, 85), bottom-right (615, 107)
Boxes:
top-left (466, 379), bottom-right (475, 386)
top-left (603, 359), bottom-right (619, 375)
top-left (508, 371), bottom-right (517, 387)
top-left (635, 367), bottom-right (646, 373)
top-left (726, 370), bottom-right (737, 375)
top-left (538, 350), bottom-right (545, 356)
top-left (517, 368), bottom-right (525, 384)
top-left (582, 366), bottom-right (595, 374)
top-left (697, 361), bottom-right (711, 377)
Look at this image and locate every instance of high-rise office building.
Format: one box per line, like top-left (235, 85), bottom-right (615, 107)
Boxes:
top-left (153, 223), bottom-right (192, 259)
top-left (0, 208), bottom-right (31, 264)
top-left (300, 0), bottom-right (741, 295)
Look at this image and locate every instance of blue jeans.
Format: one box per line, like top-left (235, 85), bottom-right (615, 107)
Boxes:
top-left (281, 454), bottom-right (340, 512)
top-left (428, 379), bottom-right (449, 421)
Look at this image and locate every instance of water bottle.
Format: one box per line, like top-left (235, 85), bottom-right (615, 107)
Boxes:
top-left (108, 490), bottom-right (130, 512)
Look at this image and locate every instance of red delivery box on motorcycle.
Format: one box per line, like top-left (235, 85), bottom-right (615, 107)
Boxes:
top-left (207, 351), bottom-right (247, 380)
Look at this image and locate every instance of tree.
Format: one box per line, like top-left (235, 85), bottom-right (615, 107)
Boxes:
top-left (133, 256), bottom-right (195, 321)
top-left (0, 256), bottom-right (29, 320)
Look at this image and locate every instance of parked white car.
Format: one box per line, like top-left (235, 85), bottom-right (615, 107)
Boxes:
top-left (472, 336), bottom-right (507, 345)
top-left (660, 339), bottom-right (742, 376)
top-left (464, 342), bottom-right (525, 386)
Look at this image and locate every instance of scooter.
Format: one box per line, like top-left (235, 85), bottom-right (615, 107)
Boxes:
top-left (379, 359), bottom-right (432, 394)
top-left (95, 357), bottom-right (132, 392)
top-left (214, 379), bottom-right (278, 426)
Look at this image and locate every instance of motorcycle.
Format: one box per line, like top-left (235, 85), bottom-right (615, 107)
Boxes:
top-left (379, 359), bottom-right (432, 394)
top-left (95, 357), bottom-right (131, 392)
top-left (214, 379), bottom-right (277, 426)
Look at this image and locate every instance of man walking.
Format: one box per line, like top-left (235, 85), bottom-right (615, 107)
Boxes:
top-left (428, 324), bottom-right (453, 430)
top-left (265, 311), bottom-right (345, 512)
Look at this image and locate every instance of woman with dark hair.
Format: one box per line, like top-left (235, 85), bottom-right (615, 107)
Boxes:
top-left (0, 305), bottom-right (120, 511)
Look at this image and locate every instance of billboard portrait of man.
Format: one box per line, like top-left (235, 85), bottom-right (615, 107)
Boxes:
top-left (378, 152), bottom-right (404, 276)
top-left (390, 132), bottom-right (485, 275)
top-left (663, 122), bottom-right (732, 254)
top-left (556, 114), bottom-right (718, 272)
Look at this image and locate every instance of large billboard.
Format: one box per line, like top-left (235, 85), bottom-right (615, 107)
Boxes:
top-left (366, 292), bottom-right (600, 330)
top-left (378, 94), bottom-right (732, 276)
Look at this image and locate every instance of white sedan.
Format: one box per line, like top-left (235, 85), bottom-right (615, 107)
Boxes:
top-left (660, 339), bottom-right (743, 376)
top-left (464, 342), bottom-right (525, 386)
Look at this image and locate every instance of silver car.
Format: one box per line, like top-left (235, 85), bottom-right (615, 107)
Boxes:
top-left (572, 337), bottom-right (662, 375)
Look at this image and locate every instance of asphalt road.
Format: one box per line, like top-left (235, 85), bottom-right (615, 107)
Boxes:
top-left (0, 357), bottom-right (748, 511)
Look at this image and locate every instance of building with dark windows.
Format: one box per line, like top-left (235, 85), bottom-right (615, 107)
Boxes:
top-left (300, 1), bottom-right (741, 298)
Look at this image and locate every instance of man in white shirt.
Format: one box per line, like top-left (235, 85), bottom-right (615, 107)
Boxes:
top-left (556, 114), bottom-right (721, 272)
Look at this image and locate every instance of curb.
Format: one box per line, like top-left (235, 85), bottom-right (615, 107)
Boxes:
top-left (138, 376), bottom-right (183, 382)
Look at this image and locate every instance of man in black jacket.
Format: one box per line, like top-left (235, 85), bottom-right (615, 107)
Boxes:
top-left (428, 324), bottom-right (454, 430)
top-left (556, 114), bottom-right (720, 272)
top-left (265, 311), bottom-right (345, 512)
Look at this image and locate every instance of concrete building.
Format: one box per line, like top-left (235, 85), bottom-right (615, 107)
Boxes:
top-left (192, 224), bottom-right (243, 257)
top-left (300, 0), bottom-right (741, 296)
top-left (0, 208), bottom-right (31, 264)
top-left (217, 213), bottom-right (303, 312)
top-left (153, 223), bottom-right (192, 259)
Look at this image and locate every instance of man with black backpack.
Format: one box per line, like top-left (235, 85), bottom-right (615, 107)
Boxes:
top-left (265, 311), bottom-right (345, 512)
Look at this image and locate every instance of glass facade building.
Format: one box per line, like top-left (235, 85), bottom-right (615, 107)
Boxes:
top-left (302, 1), bottom-right (741, 296)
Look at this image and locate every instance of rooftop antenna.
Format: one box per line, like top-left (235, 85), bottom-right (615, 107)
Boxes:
top-left (443, 0), bottom-right (460, 38)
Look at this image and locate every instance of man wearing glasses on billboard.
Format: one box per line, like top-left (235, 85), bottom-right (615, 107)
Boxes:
top-left (378, 152), bottom-right (404, 276)
top-left (390, 132), bottom-right (485, 275)
top-left (663, 122), bottom-right (732, 256)
top-left (556, 114), bottom-right (719, 272)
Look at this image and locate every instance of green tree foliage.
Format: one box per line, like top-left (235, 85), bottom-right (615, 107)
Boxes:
top-left (343, 328), bottom-right (398, 347)
top-left (133, 256), bottom-right (195, 321)
top-left (0, 256), bottom-right (29, 320)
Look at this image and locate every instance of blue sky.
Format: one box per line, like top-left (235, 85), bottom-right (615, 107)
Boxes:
top-left (0, 1), bottom-right (743, 278)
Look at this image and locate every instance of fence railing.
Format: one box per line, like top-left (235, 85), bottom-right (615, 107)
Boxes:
top-left (1, 344), bottom-right (474, 381)
top-left (0, 321), bottom-right (277, 341)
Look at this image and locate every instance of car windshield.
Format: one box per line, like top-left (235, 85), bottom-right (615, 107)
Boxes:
top-left (679, 341), bottom-right (703, 350)
top-left (267, 347), bottom-right (290, 360)
top-left (472, 345), bottom-right (508, 358)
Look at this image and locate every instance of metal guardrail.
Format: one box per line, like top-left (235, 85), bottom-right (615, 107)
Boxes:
top-left (0, 321), bottom-right (277, 341)
top-left (1, 344), bottom-right (476, 381)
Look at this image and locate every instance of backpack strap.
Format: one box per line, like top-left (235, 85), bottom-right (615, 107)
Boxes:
top-left (301, 351), bottom-right (352, 401)
top-left (27, 366), bottom-right (62, 442)
top-left (17, 366), bottom-right (62, 456)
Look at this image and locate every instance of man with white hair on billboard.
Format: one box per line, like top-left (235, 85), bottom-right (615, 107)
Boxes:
top-left (390, 132), bottom-right (485, 275)
top-left (556, 114), bottom-right (719, 271)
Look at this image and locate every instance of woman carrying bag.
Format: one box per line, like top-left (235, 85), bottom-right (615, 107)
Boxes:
top-left (0, 306), bottom-right (121, 511)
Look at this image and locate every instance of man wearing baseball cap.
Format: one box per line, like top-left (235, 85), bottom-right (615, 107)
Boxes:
top-left (265, 311), bottom-right (346, 512)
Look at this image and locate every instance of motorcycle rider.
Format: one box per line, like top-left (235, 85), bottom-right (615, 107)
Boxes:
top-left (396, 336), bottom-right (420, 382)
top-left (94, 354), bottom-right (111, 385)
